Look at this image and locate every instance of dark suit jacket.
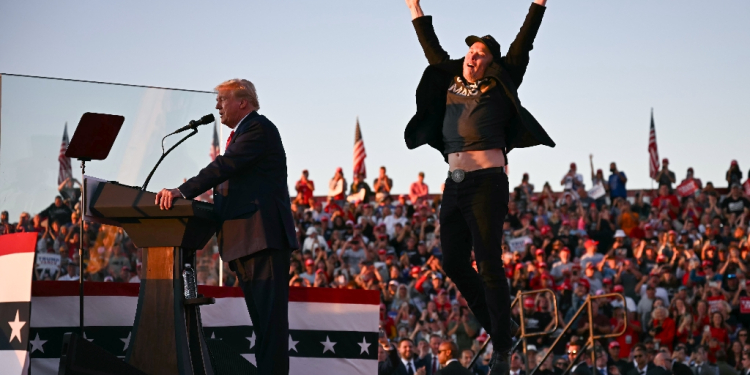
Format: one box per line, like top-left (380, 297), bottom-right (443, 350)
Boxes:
top-left (691, 363), bottom-right (719, 375)
top-left (179, 111), bottom-right (299, 261)
top-left (672, 362), bottom-right (693, 375)
top-left (436, 361), bottom-right (474, 375)
top-left (404, 3), bottom-right (555, 162)
top-left (626, 363), bottom-right (667, 375)
top-left (379, 348), bottom-right (427, 375)
top-left (422, 353), bottom-right (438, 375)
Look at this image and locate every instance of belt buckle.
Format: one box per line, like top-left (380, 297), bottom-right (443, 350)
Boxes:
top-left (450, 169), bottom-right (466, 183)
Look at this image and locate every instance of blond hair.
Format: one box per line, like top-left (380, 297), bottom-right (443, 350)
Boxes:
top-left (215, 78), bottom-right (259, 110)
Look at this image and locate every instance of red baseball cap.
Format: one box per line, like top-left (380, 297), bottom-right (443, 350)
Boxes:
top-left (702, 260), bottom-right (713, 268)
top-left (584, 239), bottom-right (599, 248)
top-left (541, 226), bottom-right (552, 235)
top-left (656, 254), bottom-right (667, 263)
top-left (562, 220), bottom-right (570, 226)
top-left (609, 341), bottom-right (620, 349)
top-left (536, 249), bottom-right (545, 256)
top-left (378, 249), bottom-right (387, 255)
top-left (336, 167), bottom-right (343, 173)
top-left (578, 279), bottom-right (590, 290)
top-left (411, 266), bottom-right (421, 275)
top-left (613, 285), bottom-right (624, 293)
top-left (602, 277), bottom-right (612, 285)
top-left (523, 297), bottom-right (535, 309)
top-left (570, 162), bottom-right (577, 169)
top-left (305, 259), bottom-right (314, 266)
top-left (560, 247), bottom-right (570, 254)
top-left (538, 262), bottom-right (548, 268)
top-left (662, 158), bottom-right (669, 164)
top-left (732, 160), bottom-right (738, 166)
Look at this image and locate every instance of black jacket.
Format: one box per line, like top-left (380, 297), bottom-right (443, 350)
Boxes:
top-left (404, 3), bottom-right (555, 162)
top-left (179, 111), bottom-right (299, 261)
top-left (436, 361), bottom-right (474, 375)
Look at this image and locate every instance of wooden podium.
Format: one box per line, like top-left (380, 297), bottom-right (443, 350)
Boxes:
top-left (87, 180), bottom-right (218, 375)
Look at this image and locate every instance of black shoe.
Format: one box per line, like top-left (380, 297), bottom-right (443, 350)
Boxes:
top-left (489, 350), bottom-right (510, 375)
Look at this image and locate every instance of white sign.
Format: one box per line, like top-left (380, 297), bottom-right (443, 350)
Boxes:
top-left (36, 253), bottom-right (61, 272)
top-left (508, 236), bottom-right (531, 253)
top-left (588, 183), bottom-right (606, 200)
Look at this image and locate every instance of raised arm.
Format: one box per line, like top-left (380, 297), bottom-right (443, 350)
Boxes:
top-left (407, 0), bottom-right (450, 65)
top-left (503, 1), bottom-right (548, 87)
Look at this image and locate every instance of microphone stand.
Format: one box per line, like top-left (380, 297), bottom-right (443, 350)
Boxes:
top-left (142, 129), bottom-right (199, 191)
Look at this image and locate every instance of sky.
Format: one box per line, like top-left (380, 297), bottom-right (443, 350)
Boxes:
top-left (1, 0), bottom-right (749, 207)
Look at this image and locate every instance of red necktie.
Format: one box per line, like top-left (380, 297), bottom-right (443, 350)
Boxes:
top-left (225, 130), bottom-right (235, 150)
top-left (432, 357), bottom-right (437, 373)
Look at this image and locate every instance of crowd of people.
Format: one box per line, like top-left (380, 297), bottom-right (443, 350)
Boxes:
top-left (2, 160), bottom-right (750, 375)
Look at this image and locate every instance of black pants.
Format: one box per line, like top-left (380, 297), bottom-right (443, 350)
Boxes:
top-left (232, 248), bottom-right (291, 375)
top-left (440, 168), bottom-right (512, 352)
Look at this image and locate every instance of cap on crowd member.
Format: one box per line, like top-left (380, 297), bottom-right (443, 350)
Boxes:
top-left (584, 239), bottom-right (599, 248)
top-left (613, 285), bottom-right (624, 293)
top-left (614, 229), bottom-right (626, 238)
top-left (560, 247), bottom-right (570, 254)
top-left (305, 259), bottom-right (314, 267)
top-left (541, 226), bottom-right (552, 236)
top-left (378, 249), bottom-right (387, 256)
top-left (536, 249), bottom-right (545, 256)
top-left (523, 297), bottom-right (535, 309)
top-left (410, 266), bottom-right (421, 276)
top-left (609, 341), bottom-right (620, 349)
top-left (538, 262), bottom-right (548, 269)
top-left (602, 278), bottom-right (612, 285)
top-left (578, 278), bottom-right (590, 292)
top-left (306, 226), bottom-right (317, 235)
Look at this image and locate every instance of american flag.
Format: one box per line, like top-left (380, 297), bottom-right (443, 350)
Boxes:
top-left (209, 121), bottom-right (220, 161)
top-left (353, 118), bottom-right (367, 179)
top-left (648, 109), bottom-right (660, 179)
top-left (58, 123), bottom-right (72, 185)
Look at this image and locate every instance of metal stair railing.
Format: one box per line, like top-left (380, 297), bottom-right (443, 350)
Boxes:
top-left (469, 288), bottom-right (559, 373)
top-left (531, 293), bottom-right (628, 375)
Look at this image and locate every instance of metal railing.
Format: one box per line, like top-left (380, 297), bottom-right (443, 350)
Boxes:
top-left (531, 293), bottom-right (628, 375)
top-left (469, 288), bottom-right (559, 372)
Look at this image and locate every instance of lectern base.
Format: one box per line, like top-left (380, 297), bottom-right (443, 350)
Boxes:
top-left (58, 332), bottom-right (146, 375)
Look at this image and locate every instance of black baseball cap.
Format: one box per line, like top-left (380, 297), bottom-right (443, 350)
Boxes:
top-left (465, 35), bottom-right (501, 61)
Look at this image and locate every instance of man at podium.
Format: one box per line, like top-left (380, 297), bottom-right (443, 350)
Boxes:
top-left (156, 78), bottom-right (299, 375)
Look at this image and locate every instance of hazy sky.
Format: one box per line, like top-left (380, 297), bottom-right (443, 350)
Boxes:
top-left (2, 0), bottom-right (749, 199)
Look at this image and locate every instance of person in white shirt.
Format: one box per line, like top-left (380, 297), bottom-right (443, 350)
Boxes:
top-left (381, 205), bottom-right (409, 238)
top-left (561, 162), bottom-right (585, 192)
top-left (302, 226), bottom-right (329, 253)
top-left (328, 167), bottom-right (347, 203)
top-left (57, 263), bottom-right (79, 281)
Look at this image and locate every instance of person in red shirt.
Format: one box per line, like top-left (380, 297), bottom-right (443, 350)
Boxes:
top-left (703, 311), bottom-right (730, 346)
top-left (610, 305), bottom-right (641, 358)
top-left (648, 306), bottom-right (675, 351)
top-left (652, 185), bottom-right (680, 220)
top-left (294, 169), bottom-right (315, 206)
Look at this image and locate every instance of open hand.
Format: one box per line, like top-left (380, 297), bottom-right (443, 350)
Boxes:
top-left (156, 188), bottom-right (182, 210)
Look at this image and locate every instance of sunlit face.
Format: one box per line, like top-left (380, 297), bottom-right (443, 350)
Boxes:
top-left (215, 89), bottom-right (248, 128)
top-left (463, 42), bottom-right (493, 83)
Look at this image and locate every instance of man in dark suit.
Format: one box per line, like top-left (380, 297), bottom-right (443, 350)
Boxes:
top-left (626, 346), bottom-right (666, 375)
top-left (403, 0), bottom-right (554, 373)
top-left (380, 338), bottom-right (428, 375)
top-left (156, 78), bottom-right (298, 375)
top-left (739, 351), bottom-right (750, 375)
top-left (436, 341), bottom-right (473, 375)
top-left (690, 346), bottom-right (719, 375)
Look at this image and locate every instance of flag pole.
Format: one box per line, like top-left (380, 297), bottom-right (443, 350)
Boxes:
top-left (219, 121), bottom-right (224, 287)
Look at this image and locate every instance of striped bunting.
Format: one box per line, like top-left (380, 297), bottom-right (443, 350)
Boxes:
top-left (27, 281), bottom-right (379, 374)
top-left (0, 233), bottom-right (38, 375)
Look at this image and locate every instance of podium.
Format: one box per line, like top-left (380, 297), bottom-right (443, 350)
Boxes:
top-left (87, 179), bottom-right (219, 375)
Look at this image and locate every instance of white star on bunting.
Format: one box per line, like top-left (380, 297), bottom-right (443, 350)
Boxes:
top-left (121, 332), bottom-right (131, 351)
top-left (29, 333), bottom-right (47, 353)
top-left (246, 332), bottom-right (256, 349)
top-left (321, 335), bottom-right (337, 354)
top-left (358, 336), bottom-right (371, 355)
top-left (289, 334), bottom-right (299, 352)
top-left (8, 310), bottom-right (26, 343)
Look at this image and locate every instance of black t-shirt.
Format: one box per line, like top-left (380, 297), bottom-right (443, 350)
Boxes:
top-left (42, 203), bottom-right (72, 225)
top-left (658, 170), bottom-right (676, 189)
top-left (721, 196), bottom-right (750, 215)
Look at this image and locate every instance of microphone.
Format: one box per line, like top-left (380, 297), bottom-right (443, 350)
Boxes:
top-left (170, 114), bottom-right (215, 135)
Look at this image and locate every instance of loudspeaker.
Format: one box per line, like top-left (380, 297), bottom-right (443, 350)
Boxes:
top-left (58, 332), bottom-right (147, 375)
top-left (205, 338), bottom-right (258, 375)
